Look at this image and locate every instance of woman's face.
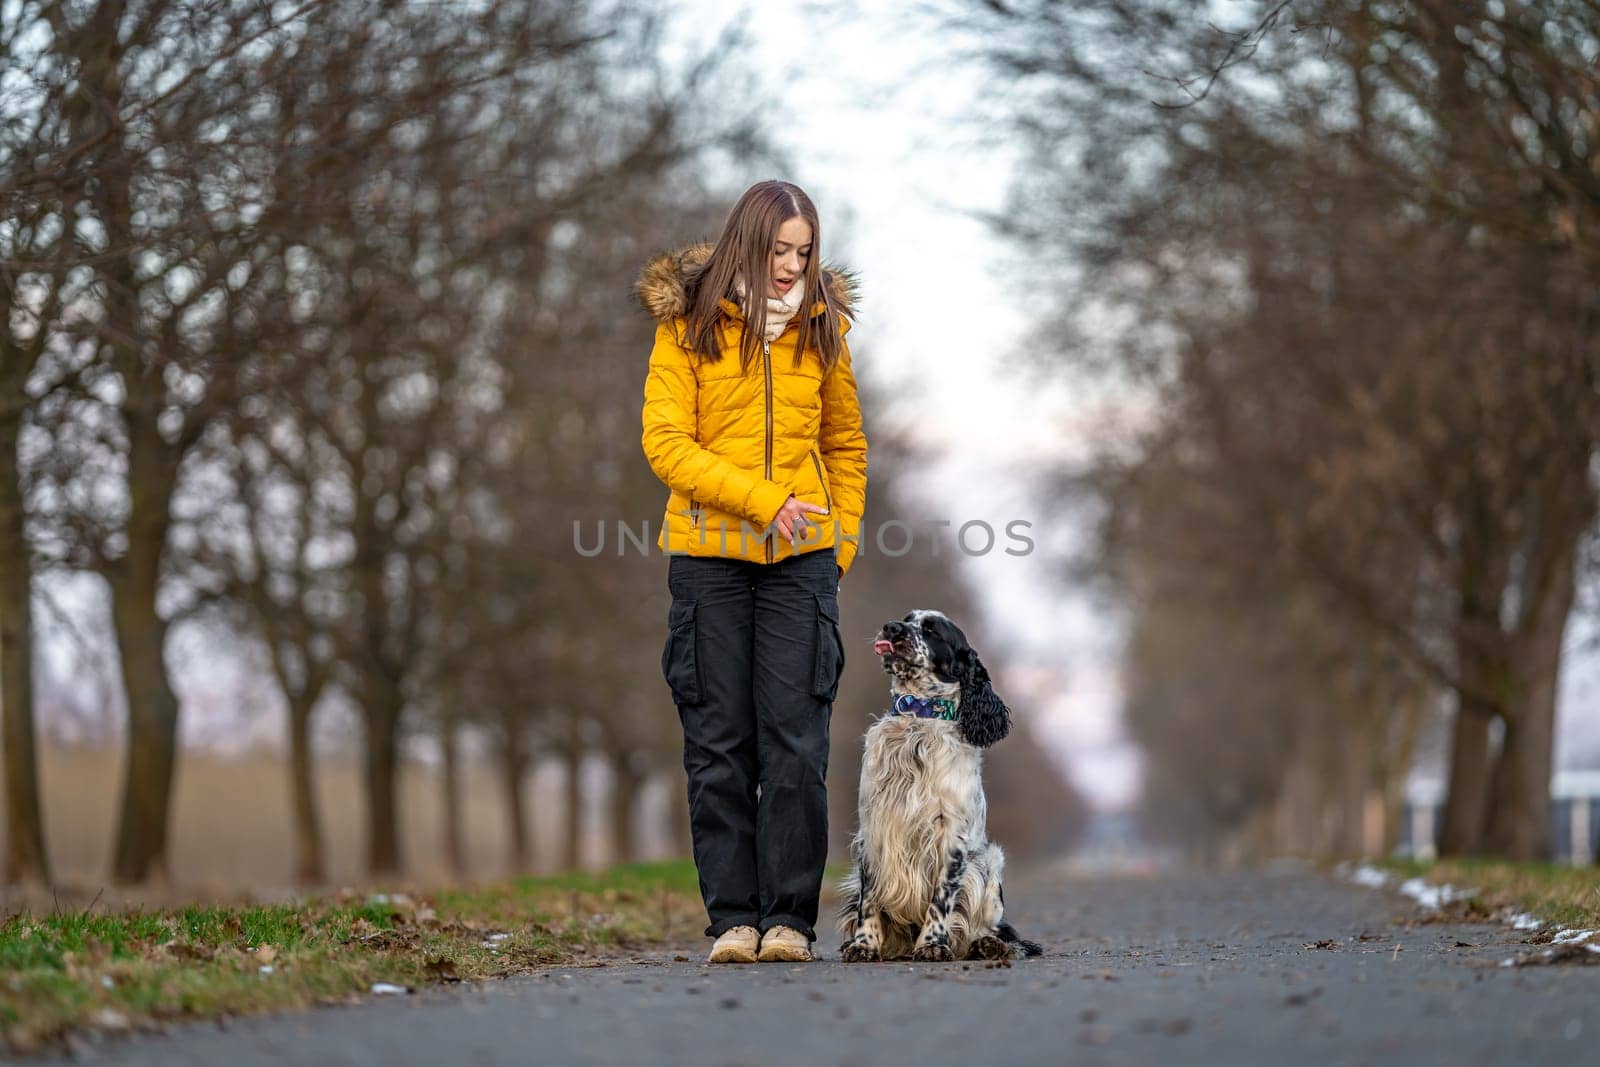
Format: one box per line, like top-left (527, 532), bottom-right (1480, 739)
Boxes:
top-left (767, 216), bottom-right (813, 300)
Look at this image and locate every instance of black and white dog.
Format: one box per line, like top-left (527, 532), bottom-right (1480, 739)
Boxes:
top-left (837, 610), bottom-right (1043, 962)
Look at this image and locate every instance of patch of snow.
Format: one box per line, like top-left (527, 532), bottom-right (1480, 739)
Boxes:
top-left (1346, 864), bottom-right (1560, 939)
top-left (1347, 864), bottom-right (1391, 888)
top-left (1397, 877), bottom-right (1470, 909)
top-left (370, 982), bottom-right (410, 995)
top-left (259, 965), bottom-right (274, 975)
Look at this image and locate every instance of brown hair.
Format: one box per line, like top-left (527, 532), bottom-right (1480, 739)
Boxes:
top-left (681, 180), bottom-right (845, 375)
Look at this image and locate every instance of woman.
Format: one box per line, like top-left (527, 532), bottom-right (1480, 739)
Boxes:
top-left (637, 180), bottom-right (868, 963)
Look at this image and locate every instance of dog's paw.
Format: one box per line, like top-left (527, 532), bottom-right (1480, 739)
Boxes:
top-left (967, 935), bottom-right (1010, 960)
top-left (912, 941), bottom-right (954, 962)
top-left (840, 940), bottom-right (881, 963)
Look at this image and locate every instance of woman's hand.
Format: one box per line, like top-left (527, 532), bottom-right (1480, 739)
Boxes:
top-left (773, 494), bottom-right (829, 544)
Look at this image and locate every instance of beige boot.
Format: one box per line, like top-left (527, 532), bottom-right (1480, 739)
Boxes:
top-left (757, 925), bottom-right (813, 962)
top-left (707, 925), bottom-right (760, 964)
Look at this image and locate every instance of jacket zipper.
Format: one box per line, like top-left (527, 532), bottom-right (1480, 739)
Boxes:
top-left (763, 338), bottom-right (774, 563)
top-left (808, 448), bottom-right (831, 512)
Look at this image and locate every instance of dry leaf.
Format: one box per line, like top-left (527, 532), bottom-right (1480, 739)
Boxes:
top-left (425, 955), bottom-right (461, 983)
top-left (370, 892), bottom-right (420, 924)
top-left (163, 940), bottom-right (215, 962)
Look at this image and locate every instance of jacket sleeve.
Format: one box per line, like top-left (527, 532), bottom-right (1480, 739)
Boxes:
top-left (818, 334), bottom-right (868, 576)
top-left (641, 320), bottom-right (794, 531)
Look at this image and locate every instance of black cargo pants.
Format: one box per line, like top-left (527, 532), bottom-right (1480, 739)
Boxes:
top-left (661, 544), bottom-right (844, 942)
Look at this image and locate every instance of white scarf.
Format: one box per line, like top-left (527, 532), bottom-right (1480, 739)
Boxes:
top-left (734, 275), bottom-right (808, 342)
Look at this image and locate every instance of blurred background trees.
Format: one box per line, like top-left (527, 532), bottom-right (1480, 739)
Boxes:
top-left (12, 0), bottom-right (1592, 893)
top-left (958, 0), bottom-right (1600, 863)
top-left (2, 0), bottom-right (1086, 890)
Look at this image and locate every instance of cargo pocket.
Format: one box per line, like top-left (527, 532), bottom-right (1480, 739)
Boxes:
top-left (661, 598), bottom-right (703, 705)
top-left (810, 592), bottom-right (845, 701)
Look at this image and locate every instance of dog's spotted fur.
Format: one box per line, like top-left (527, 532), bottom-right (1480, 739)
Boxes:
top-left (838, 610), bottom-right (1042, 962)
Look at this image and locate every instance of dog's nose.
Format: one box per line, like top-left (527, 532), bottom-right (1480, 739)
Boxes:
top-left (882, 620), bottom-right (906, 638)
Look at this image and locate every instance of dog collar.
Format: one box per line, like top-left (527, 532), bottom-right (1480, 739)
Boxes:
top-left (892, 694), bottom-right (958, 721)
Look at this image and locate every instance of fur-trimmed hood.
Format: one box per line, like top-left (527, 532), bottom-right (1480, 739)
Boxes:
top-left (634, 242), bottom-right (859, 325)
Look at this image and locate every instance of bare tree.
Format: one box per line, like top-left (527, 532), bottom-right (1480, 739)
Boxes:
top-left (953, 0), bottom-right (1600, 860)
top-left (0, 72), bottom-right (82, 879)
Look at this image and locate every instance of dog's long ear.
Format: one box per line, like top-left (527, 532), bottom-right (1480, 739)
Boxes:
top-left (956, 647), bottom-right (1010, 748)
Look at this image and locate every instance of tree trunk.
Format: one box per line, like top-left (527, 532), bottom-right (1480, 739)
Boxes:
top-left (1483, 713), bottom-right (1538, 860)
top-left (1484, 531), bottom-right (1579, 860)
top-left (363, 682), bottom-right (403, 877)
top-left (1437, 699), bottom-right (1493, 857)
top-left (1383, 686), bottom-right (1426, 855)
top-left (501, 722), bottom-right (529, 872)
top-left (1437, 475), bottom-right (1518, 861)
top-left (75, 13), bottom-right (182, 886)
top-left (1338, 717), bottom-right (1371, 860)
top-left (287, 699), bottom-right (325, 885)
top-left (667, 767), bottom-right (692, 858)
top-left (563, 747), bottom-right (583, 871)
top-left (440, 721), bottom-right (466, 876)
top-left (1439, 596), bottom-right (1501, 859)
top-left (108, 538), bottom-right (179, 885)
top-left (108, 602), bottom-right (179, 885)
top-left (609, 753), bottom-right (643, 866)
top-left (0, 411), bottom-right (49, 885)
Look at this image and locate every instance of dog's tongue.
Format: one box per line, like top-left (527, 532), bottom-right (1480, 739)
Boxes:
top-left (873, 639), bottom-right (894, 655)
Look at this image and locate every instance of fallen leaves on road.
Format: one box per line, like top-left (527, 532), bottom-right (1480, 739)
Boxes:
top-left (1400, 896), bottom-right (1496, 926)
top-left (1302, 939), bottom-right (1339, 950)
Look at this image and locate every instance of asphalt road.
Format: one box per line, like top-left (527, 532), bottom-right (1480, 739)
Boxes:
top-left (41, 864), bottom-right (1600, 1066)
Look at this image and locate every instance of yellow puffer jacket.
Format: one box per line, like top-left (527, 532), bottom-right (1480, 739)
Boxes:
top-left (637, 243), bottom-right (868, 576)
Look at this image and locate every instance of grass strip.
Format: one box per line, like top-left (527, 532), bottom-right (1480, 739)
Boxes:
top-left (1378, 857), bottom-right (1600, 929)
top-left (0, 860), bottom-right (703, 1054)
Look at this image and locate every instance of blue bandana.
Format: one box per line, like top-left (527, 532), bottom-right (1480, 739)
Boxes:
top-left (892, 693), bottom-right (958, 721)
